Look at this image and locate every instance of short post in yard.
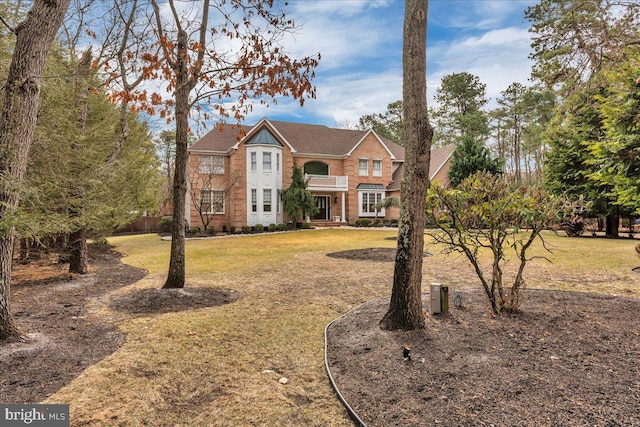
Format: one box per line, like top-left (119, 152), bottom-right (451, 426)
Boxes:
top-left (430, 283), bottom-right (449, 315)
top-left (440, 285), bottom-right (449, 314)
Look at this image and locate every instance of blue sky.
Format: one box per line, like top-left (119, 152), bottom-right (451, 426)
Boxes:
top-left (223, 0), bottom-right (537, 130)
top-left (137, 0), bottom-right (537, 134)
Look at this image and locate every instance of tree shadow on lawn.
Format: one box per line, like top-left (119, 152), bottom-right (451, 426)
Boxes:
top-left (1, 244), bottom-right (237, 403)
top-left (327, 247), bottom-right (431, 263)
top-left (326, 288), bottom-right (640, 426)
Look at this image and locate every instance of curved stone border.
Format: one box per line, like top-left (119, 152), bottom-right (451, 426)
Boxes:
top-left (324, 302), bottom-right (371, 427)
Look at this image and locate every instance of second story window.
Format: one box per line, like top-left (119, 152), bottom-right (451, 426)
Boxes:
top-left (199, 155), bottom-right (224, 174)
top-left (276, 153), bottom-right (280, 172)
top-left (359, 158), bottom-right (368, 176)
top-left (373, 159), bottom-right (382, 177)
top-left (250, 152), bottom-right (257, 171)
top-left (263, 152), bottom-right (272, 172)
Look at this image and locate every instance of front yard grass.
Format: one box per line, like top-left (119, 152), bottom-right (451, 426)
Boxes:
top-left (45, 229), bottom-right (640, 425)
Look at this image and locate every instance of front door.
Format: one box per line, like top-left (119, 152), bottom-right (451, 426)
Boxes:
top-left (313, 196), bottom-right (330, 221)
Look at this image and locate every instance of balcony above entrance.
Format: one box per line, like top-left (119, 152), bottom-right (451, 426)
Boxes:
top-left (306, 174), bottom-right (348, 191)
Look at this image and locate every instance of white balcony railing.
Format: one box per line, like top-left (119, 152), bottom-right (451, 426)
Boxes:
top-left (305, 174), bottom-right (348, 191)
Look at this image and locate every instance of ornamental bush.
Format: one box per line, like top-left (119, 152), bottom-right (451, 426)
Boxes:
top-left (426, 171), bottom-right (561, 314)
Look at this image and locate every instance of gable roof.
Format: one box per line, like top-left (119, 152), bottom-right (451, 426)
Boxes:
top-left (245, 127), bottom-right (283, 146)
top-left (430, 144), bottom-right (456, 179)
top-left (388, 144), bottom-right (455, 191)
top-left (189, 119), bottom-right (405, 160)
top-left (346, 129), bottom-right (396, 160)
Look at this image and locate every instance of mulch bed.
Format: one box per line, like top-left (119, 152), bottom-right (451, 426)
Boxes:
top-left (1, 244), bottom-right (235, 403)
top-left (327, 247), bottom-right (431, 263)
top-left (326, 288), bottom-right (640, 426)
top-left (109, 287), bottom-right (238, 316)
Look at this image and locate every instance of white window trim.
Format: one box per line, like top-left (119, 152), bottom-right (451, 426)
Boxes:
top-left (251, 189), bottom-right (257, 212)
top-left (200, 189), bottom-right (225, 214)
top-left (250, 152), bottom-right (257, 171)
top-left (372, 159), bottom-right (382, 177)
top-left (263, 152), bottom-right (272, 172)
top-left (199, 155), bottom-right (225, 174)
top-left (263, 188), bottom-right (272, 212)
top-left (358, 191), bottom-right (385, 217)
top-left (359, 158), bottom-right (368, 176)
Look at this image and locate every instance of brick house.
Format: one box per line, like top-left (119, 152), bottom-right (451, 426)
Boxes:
top-left (186, 118), bottom-right (454, 230)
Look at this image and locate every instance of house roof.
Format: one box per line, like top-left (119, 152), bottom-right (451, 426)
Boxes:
top-left (357, 183), bottom-right (387, 190)
top-left (189, 119), bottom-right (405, 160)
top-left (388, 144), bottom-right (455, 191)
top-left (189, 123), bottom-right (253, 154)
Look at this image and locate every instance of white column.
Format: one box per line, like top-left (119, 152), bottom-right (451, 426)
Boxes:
top-left (341, 192), bottom-right (346, 222)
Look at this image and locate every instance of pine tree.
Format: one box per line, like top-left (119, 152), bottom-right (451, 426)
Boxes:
top-left (448, 135), bottom-right (502, 187)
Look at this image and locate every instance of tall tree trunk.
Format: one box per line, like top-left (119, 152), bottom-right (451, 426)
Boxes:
top-left (67, 48), bottom-right (92, 274)
top-left (68, 229), bottom-right (88, 274)
top-left (381, 0), bottom-right (431, 331)
top-left (163, 27), bottom-right (191, 289)
top-left (0, 0), bottom-right (71, 341)
top-left (605, 210), bottom-right (619, 238)
top-left (513, 124), bottom-right (522, 184)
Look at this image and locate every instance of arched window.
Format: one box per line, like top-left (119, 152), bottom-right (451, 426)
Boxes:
top-left (304, 161), bottom-right (329, 176)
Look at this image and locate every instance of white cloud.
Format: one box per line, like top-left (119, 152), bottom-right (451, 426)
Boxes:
top-left (431, 0), bottom-right (535, 30)
top-left (459, 26), bottom-right (531, 49)
top-left (282, 2), bottom-right (402, 71)
top-left (427, 26), bottom-right (534, 107)
top-left (290, 0), bottom-right (393, 18)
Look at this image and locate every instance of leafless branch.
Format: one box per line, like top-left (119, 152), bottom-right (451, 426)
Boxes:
top-left (0, 15), bottom-right (16, 34)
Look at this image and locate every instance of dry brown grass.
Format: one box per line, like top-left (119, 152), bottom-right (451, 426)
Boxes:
top-left (43, 229), bottom-right (640, 426)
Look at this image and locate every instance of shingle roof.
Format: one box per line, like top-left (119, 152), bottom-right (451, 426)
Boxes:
top-left (388, 144), bottom-right (455, 191)
top-left (189, 119), bottom-right (405, 159)
top-left (190, 123), bottom-right (252, 153)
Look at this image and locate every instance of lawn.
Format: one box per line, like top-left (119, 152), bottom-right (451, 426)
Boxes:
top-left (44, 229), bottom-right (640, 426)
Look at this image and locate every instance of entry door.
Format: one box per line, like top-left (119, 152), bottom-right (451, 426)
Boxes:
top-left (313, 196), bottom-right (330, 220)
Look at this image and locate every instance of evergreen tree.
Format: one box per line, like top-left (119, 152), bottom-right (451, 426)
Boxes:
top-left (543, 84), bottom-right (619, 234)
top-left (20, 50), bottom-right (161, 269)
top-left (448, 135), bottom-right (502, 187)
top-left (357, 100), bottom-right (404, 145)
top-left (432, 72), bottom-right (489, 147)
top-left (0, 0), bottom-right (71, 341)
top-left (281, 164), bottom-right (318, 223)
top-left (585, 47), bottom-right (640, 215)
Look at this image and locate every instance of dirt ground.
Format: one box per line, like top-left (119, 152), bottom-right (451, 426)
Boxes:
top-left (1, 244), bottom-right (235, 404)
top-left (326, 249), bottom-right (640, 427)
